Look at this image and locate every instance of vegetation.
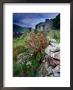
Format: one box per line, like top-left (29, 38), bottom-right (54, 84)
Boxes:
top-left (53, 14), bottom-right (60, 29)
top-left (13, 29), bottom-right (60, 77)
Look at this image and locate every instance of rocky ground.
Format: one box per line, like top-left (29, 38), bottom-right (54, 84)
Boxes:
top-left (37, 39), bottom-right (60, 77)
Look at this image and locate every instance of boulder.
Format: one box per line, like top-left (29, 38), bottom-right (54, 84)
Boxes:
top-left (44, 53), bottom-right (60, 67)
top-left (37, 62), bottom-right (49, 77)
top-left (45, 39), bottom-right (60, 60)
top-left (53, 52), bottom-right (60, 60)
top-left (52, 65), bottom-right (60, 77)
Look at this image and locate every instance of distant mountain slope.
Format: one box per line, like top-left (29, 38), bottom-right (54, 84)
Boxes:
top-left (13, 24), bottom-right (29, 33)
top-left (13, 24), bottom-right (31, 38)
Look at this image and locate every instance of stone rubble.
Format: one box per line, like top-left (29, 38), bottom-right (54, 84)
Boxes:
top-left (38, 39), bottom-right (60, 77)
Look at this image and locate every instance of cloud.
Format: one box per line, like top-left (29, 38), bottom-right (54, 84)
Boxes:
top-left (13, 13), bottom-right (59, 28)
top-left (19, 18), bottom-right (45, 28)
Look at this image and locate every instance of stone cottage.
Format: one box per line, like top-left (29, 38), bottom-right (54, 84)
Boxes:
top-left (35, 19), bottom-right (54, 31)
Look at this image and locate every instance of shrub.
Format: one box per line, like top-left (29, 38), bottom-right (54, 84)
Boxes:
top-left (26, 32), bottom-right (47, 53)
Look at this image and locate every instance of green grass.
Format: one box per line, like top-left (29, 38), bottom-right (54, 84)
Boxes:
top-left (13, 61), bottom-right (21, 76)
top-left (44, 30), bottom-right (60, 43)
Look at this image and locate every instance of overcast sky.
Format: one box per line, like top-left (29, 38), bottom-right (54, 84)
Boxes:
top-left (13, 13), bottom-right (59, 29)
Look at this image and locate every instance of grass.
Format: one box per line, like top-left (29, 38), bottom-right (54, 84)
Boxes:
top-left (44, 30), bottom-right (60, 43)
top-left (13, 61), bottom-right (21, 76)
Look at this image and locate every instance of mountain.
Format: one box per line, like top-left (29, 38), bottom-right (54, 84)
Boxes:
top-left (13, 24), bottom-right (31, 38)
top-left (13, 24), bottom-right (30, 33)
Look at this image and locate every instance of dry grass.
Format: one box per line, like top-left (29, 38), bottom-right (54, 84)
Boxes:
top-left (26, 32), bottom-right (48, 53)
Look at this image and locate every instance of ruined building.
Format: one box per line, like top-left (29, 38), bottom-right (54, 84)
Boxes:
top-left (35, 19), bottom-right (55, 31)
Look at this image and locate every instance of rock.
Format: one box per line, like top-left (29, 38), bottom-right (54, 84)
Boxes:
top-left (52, 65), bottom-right (60, 77)
top-left (52, 59), bottom-right (60, 65)
top-left (45, 39), bottom-right (60, 62)
top-left (37, 57), bottom-right (60, 77)
top-left (45, 54), bottom-right (59, 66)
top-left (45, 45), bottom-right (52, 56)
top-left (42, 59), bottom-right (45, 63)
top-left (44, 61), bottom-right (49, 69)
top-left (53, 72), bottom-right (60, 77)
top-left (49, 74), bottom-right (54, 77)
top-left (46, 66), bottom-right (53, 76)
top-left (46, 65), bottom-right (60, 77)
top-left (53, 65), bottom-right (60, 73)
top-left (45, 44), bottom-right (60, 55)
top-left (37, 63), bottom-right (48, 77)
top-left (53, 51), bottom-right (60, 60)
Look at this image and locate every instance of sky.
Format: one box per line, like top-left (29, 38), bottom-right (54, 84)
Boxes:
top-left (13, 13), bottom-right (59, 29)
